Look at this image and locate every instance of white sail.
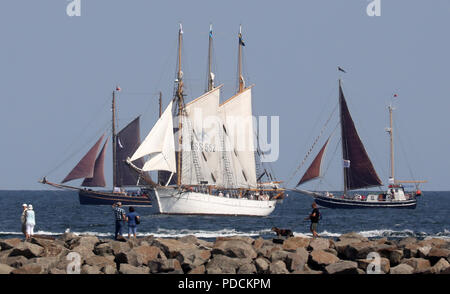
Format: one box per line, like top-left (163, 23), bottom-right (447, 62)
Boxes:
top-left (219, 87), bottom-right (257, 188)
top-left (182, 86), bottom-right (222, 185)
top-left (130, 101), bottom-right (176, 173)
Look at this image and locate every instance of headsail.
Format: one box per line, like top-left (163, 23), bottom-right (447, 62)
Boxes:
top-left (297, 137), bottom-right (330, 186)
top-left (130, 101), bottom-right (176, 173)
top-left (339, 83), bottom-right (382, 191)
top-left (115, 117), bottom-right (149, 186)
top-left (82, 138), bottom-right (109, 187)
top-left (62, 134), bottom-right (105, 183)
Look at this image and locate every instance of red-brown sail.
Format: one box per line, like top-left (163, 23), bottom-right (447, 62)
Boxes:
top-left (82, 138), bottom-right (108, 187)
top-left (62, 134), bottom-right (105, 183)
top-left (297, 137), bottom-right (330, 186)
top-left (339, 83), bottom-right (382, 191)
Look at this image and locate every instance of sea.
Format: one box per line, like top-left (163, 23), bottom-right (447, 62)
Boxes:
top-left (0, 190), bottom-right (449, 241)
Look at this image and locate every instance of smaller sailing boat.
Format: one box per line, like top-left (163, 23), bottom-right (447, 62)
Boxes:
top-left (295, 78), bottom-right (425, 209)
top-left (40, 88), bottom-right (157, 206)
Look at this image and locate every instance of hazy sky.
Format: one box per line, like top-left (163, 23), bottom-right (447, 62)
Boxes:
top-left (1, 0), bottom-right (449, 190)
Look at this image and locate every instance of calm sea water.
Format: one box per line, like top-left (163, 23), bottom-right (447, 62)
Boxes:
top-left (0, 190), bottom-right (448, 241)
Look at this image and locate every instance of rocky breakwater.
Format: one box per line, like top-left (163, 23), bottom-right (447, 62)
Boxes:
top-left (0, 232), bottom-right (450, 274)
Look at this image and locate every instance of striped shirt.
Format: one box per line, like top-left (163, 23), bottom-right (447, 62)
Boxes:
top-left (113, 207), bottom-right (126, 221)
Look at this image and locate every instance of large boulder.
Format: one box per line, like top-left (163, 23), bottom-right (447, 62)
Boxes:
top-left (256, 244), bottom-right (282, 260)
top-left (356, 257), bottom-right (390, 274)
top-left (205, 255), bottom-right (251, 274)
top-left (237, 263), bottom-right (257, 274)
top-left (28, 257), bottom-right (59, 273)
top-left (269, 260), bottom-right (289, 274)
top-left (177, 248), bottom-right (211, 271)
top-left (427, 248), bottom-right (450, 265)
top-left (0, 263), bottom-right (15, 274)
top-left (309, 250), bottom-right (340, 270)
top-left (119, 264), bottom-right (149, 274)
top-left (153, 238), bottom-right (197, 259)
top-left (309, 238), bottom-right (331, 251)
top-left (282, 237), bottom-right (310, 252)
top-left (0, 238), bottom-right (22, 251)
top-left (390, 263), bottom-right (414, 274)
top-left (11, 263), bottom-right (46, 274)
top-left (3, 256), bottom-right (29, 269)
top-left (403, 243), bottom-right (421, 258)
top-left (9, 243), bottom-right (44, 259)
top-left (133, 245), bottom-right (166, 266)
top-left (341, 242), bottom-right (377, 260)
top-left (334, 239), bottom-right (367, 257)
top-left (31, 238), bottom-right (68, 258)
top-left (94, 242), bottom-right (114, 256)
top-left (159, 258), bottom-right (183, 273)
top-left (188, 265), bottom-right (206, 274)
top-left (84, 255), bottom-right (116, 268)
top-left (178, 235), bottom-right (198, 244)
top-left (379, 248), bottom-right (403, 266)
top-left (254, 257), bottom-right (270, 274)
top-left (426, 258), bottom-right (450, 274)
top-left (338, 232), bottom-right (369, 242)
top-left (325, 261), bottom-right (359, 274)
top-left (59, 232), bottom-right (80, 244)
top-left (286, 248), bottom-right (309, 272)
top-left (398, 237), bottom-right (418, 248)
top-left (81, 264), bottom-right (102, 274)
top-left (401, 258), bottom-right (431, 273)
top-left (212, 239), bottom-right (257, 259)
top-left (269, 250), bottom-right (289, 263)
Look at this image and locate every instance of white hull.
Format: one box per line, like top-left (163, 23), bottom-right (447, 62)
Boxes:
top-left (149, 187), bottom-right (277, 216)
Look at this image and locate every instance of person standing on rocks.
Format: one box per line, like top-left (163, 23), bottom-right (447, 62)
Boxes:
top-left (25, 204), bottom-right (36, 241)
top-left (305, 202), bottom-right (320, 239)
top-left (125, 206), bottom-right (140, 239)
top-left (112, 202), bottom-right (126, 240)
top-left (21, 203), bottom-right (28, 237)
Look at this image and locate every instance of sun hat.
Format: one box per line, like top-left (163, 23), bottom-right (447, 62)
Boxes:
top-left (22, 203), bottom-right (27, 207)
top-left (28, 204), bottom-right (33, 210)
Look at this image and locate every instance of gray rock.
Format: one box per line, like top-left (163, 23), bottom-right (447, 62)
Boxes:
top-left (237, 263), bottom-right (257, 274)
top-left (427, 258), bottom-right (450, 274)
top-left (119, 264), bottom-right (149, 274)
top-left (3, 256), bottom-right (29, 269)
top-left (342, 242), bottom-right (377, 260)
top-left (31, 238), bottom-right (68, 258)
top-left (81, 264), bottom-right (102, 274)
top-left (357, 257), bottom-right (390, 274)
top-left (85, 255), bottom-right (116, 268)
top-left (269, 260), bottom-right (289, 274)
top-left (59, 232), bottom-right (80, 244)
top-left (94, 242), bottom-right (114, 256)
top-left (153, 238), bottom-right (197, 259)
top-left (390, 263), bottom-right (414, 274)
top-left (309, 238), bottom-right (331, 251)
top-left (178, 235), bottom-right (198, 244)
top-left (309, 250), bottom-right (340, 270)
top-left (0, 238), bottom-right (22, 251)
top-left (254, 257), bottom-right (270, 274)
top-left (9, 242), bottom-right (44, 259)
top-left (282, 237), bottom-right (310, 252)
top-left (176, 248), bottom-right (210, 271)
top-left (270, 250), bottom-right (289, 262)
top-left (0, 263), bottom-right (15, 274)
top-left (286, 248), bottom-right (309, 272)
top-left (427, 248), bottom-right (450, 265)
top-left (325, 260), bottom-right (359, 274)
top-left (160, 258), bottom-right (183, 273)
top-left (102, 264), bottom-right (118, 274)
top-left (212, 239), bottom-right (257, 259)
top-left (28, 257), bottom-right (58, 273)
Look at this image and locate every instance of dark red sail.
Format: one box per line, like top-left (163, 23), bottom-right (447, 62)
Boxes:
top-left (82, 138), bottom-right (108, 187)
top-left (62, 134), bottom-right (105, 183)
top-left (297, 137), bottom-right (330, 186)
top-left (115, 117), bottom-right (149, 186)
top-left (339, 83), bottom-right (382, 191)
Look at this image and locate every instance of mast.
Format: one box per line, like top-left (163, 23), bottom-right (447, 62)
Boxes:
top-left (207, 24), bottom-right (214, 92)
top-left (176, 23), bottom-right (184, 187)
top-left (339, 79), bottom-right (348, 195)
top-left (238, 25), bottom-right (244, 93)
top-left (159, 91), bottom-right (162, 118)
top-left (112, 90), bottom-right (117, 188)
top-left (387, 104), bottom-right (395, 182)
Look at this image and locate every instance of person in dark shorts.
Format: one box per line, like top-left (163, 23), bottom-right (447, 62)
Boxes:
top-left (125, 207), bottom-right (140, 239)
top-left (112, 202), bottom-right (126, 240)
top-left (305, 202), bottom-right (320, 238)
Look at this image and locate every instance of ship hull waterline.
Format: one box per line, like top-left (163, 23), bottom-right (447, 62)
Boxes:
top-left (146, 187), bottom-right (278, 216)
top-left (78, 189), bottom-right (152, 207)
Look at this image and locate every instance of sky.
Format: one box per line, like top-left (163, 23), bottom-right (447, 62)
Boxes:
top-left (0, 0), bottom-right (449, 190)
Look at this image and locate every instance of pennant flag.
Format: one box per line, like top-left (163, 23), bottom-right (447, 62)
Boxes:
top-left (343, 159), bottom-right (351, 168)
top-left (239, 33), bottom-right (245, 46)
top-left (116, 86), bottom-right (121, 91)
top-left (393, 94), bottom-right (398, 98)
top-left (338, 66), bottom-right (347, 73)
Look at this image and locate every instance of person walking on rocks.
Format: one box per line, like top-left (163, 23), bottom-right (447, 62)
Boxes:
top-left (305, 202), bottom-right (320, 238)
top-left (125, 206), bottom-right (140, 239)
top-left (21, 203), bottom-right (28, 237)
top-left (25, 204), bottom-right (36, 241)
top-left (112, 202), bottom-right (126, 240)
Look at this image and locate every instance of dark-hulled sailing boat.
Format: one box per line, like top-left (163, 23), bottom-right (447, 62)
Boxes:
top-left (40, 88), bottom-right (156, 206)
top-left (295, 79), bottom-right (425, 208)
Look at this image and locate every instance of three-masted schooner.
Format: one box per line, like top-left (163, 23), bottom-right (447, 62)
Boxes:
top-left (126, 24), bottom-right (284, 216)
top-left (40, 88), bottom-right (156, 206)
top-left (295, 78), bottom-right (425, 208)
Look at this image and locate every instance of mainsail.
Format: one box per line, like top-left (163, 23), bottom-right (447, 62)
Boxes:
top-left (130, 101), bottom-right (176, 173)
top-left (82, 138), bottom-right (109, 187)
top-left (339, 83), bottom-right (382, 191)
top-left (297, 137), bottom-right (330, 186)
top-left (62, 134), bottom-right (105, 183)
top-left (115, 117), bottom-right (147, 186)
top-left (219, 87), bottom-right (257, 188)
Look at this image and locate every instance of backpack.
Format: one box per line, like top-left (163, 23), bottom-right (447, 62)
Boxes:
top-left (135, 215), bottom-right (140, 225)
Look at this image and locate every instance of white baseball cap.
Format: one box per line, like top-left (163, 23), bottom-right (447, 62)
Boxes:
top-left (22, 203), bottom-right (27, 207)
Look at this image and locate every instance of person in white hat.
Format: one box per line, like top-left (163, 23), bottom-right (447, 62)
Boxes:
top-left (21, 204), bottom-right (28, 237)
top-left (25, 204), bottom-right (36, 241)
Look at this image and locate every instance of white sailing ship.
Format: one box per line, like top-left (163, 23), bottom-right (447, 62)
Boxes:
top-left (127, 24), bottom-right (284, 216)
